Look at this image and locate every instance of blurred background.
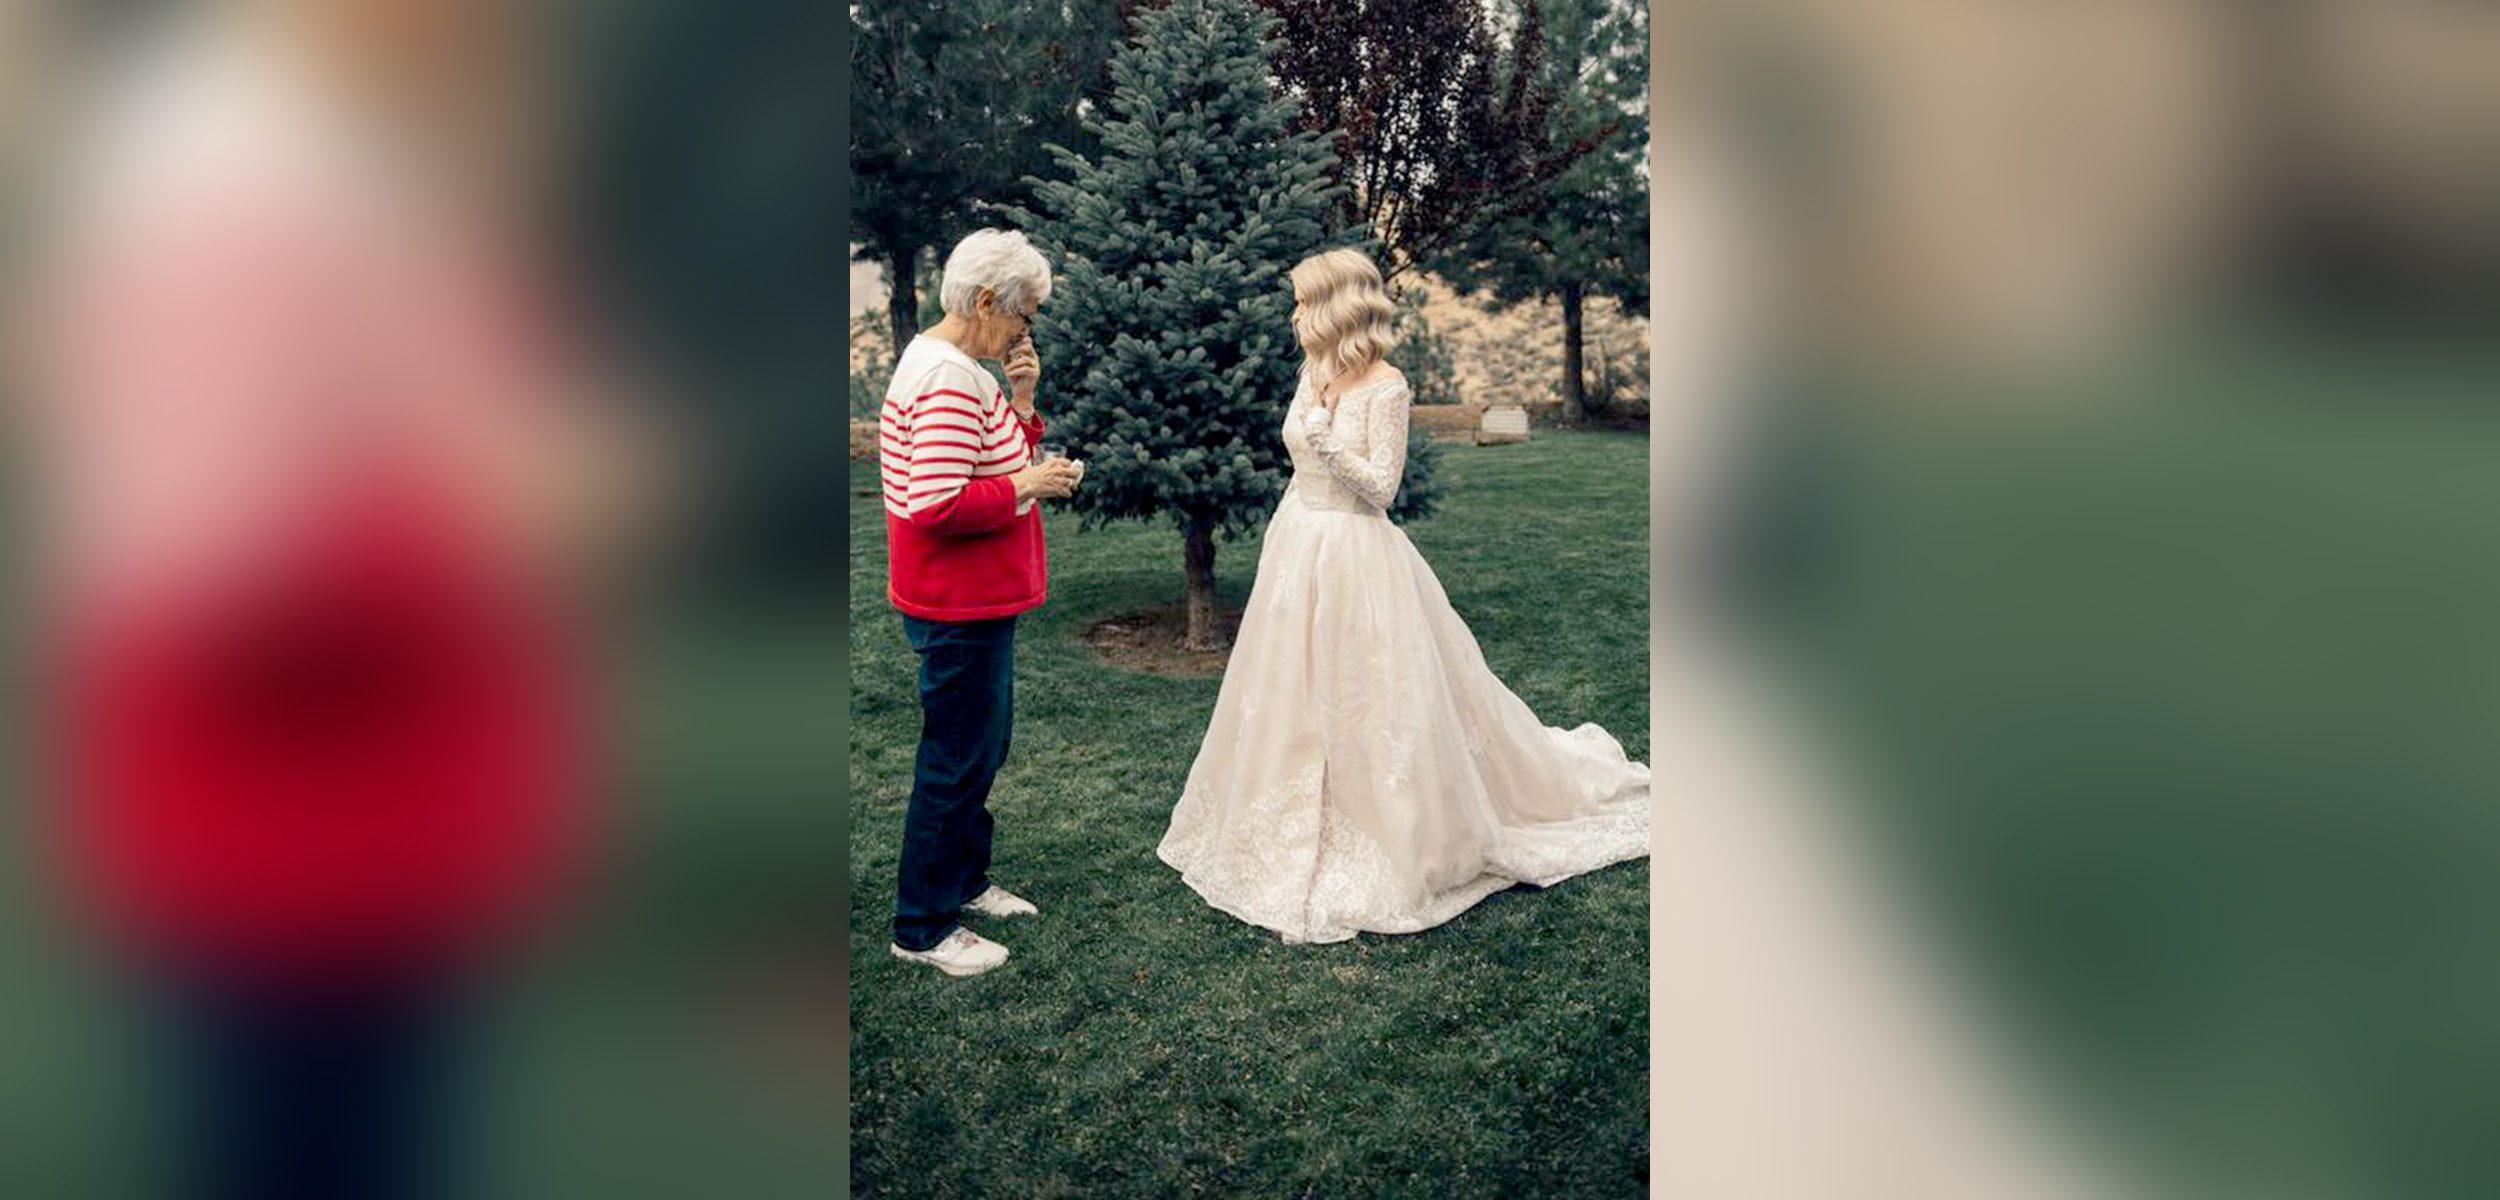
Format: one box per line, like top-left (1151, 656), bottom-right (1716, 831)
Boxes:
top-left (1672, 1), bottom-right (2500, 1198)
top-left (0, 1), bottom-right (840, 1196)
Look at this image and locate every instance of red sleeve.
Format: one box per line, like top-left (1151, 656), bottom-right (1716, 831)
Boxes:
top-left (905, 473), bottom-right (1019, 535)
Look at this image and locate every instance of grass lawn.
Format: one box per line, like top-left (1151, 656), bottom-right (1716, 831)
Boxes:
top-left (848, 430), bottom-right (1652, 1198)
top-left (0, 590), bottom-right (844, 1199)
top-left (1739, 332), bottom-right (2500, 1200)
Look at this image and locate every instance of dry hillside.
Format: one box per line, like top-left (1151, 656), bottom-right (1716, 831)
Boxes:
top-left (849, 263), bottom-right (1647, 414)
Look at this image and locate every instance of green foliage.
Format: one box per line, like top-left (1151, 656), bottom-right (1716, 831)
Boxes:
top-left (1385, 288), bottom-right (1464, 408)
top-left (851, 0), bottom-right (1125, 344)
top-left (1583, 328), bottom-right (1650, 415)
top-left (1390, 424), bottom-right (1448, 524)
top-left (913, 253), bottom-right (945, 330)
top-left (1431, 0), bottom-right (1649, 312)
top-left (1006, 0), bottom-right (1429, 542)
top-left (850, 306), bottom-right (895, 413)
top-left (1379, 289), bottom-right (1454, 522)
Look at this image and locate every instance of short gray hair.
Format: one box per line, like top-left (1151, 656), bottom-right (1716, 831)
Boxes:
top-left (938, 229), bottom-right (1052, 317)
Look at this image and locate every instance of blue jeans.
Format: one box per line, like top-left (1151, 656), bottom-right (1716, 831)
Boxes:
top-left (156, 973), bottom-right (466, 1200)
top-left (893, 614), bottom-right (1017, 951)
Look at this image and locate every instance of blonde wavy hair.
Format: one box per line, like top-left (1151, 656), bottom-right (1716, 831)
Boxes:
top-left (1289, 248), bottom-right (1396, 388)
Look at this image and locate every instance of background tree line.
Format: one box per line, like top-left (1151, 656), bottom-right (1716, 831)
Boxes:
top-left (849, 0), bottom-right (1649, 649)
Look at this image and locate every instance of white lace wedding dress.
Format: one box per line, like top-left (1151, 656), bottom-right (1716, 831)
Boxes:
top-left (1156, 371), bottom-right (1651, 943)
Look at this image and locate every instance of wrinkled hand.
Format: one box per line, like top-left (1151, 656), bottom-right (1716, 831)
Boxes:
top-left (1004, 335), bottom-right (1041, 403)
top-left (1011, 457), bottom-right (1079, 503)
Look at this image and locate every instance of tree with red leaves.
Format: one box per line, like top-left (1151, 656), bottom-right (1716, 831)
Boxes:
top-left (1256, 0), bottom-right (1592, 284)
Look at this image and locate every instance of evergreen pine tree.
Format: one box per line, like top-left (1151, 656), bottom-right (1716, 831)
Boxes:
top-left (1434, 0), bottom-right (1649, 423)
top-left (851, 0), bottom-right (1123, 357)
top-left (1010, 0), bottom-right (1442, 651)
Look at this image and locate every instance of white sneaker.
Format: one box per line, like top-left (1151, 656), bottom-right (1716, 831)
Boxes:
top-left (890, 928), bottom-right (1010, 977)
top-left (964, 885), bottom-right (1039, 918)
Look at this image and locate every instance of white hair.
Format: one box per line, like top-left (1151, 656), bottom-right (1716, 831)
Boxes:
top-left (938, 229), bottom-right (1052, 317)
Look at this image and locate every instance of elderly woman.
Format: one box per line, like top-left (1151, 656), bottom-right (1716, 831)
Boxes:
top-left (24, 1), bottom-right (632, 1196)
top-left (879, 228), bottom-right (1080, 977)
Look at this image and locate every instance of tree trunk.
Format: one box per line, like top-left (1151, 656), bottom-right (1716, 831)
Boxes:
top-left (1182, 520), bottom-right (1223, 651)
top-left (887, 244), bottom-right (921, 366)
top-left (1559, 279), bottom-right (1587, 424)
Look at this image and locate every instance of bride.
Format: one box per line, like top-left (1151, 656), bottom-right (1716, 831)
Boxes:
top-left (1157, 248), bottom-right (1651, 943)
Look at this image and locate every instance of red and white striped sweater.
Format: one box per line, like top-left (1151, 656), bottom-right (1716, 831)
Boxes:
top-left (879, 335), bottom-right (1047, 621)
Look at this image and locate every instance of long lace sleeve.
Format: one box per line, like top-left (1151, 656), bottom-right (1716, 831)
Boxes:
top-left (1301, 378), bottom-right (1410, 510)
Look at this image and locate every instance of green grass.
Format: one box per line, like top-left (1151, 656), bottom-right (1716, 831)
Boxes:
top-left (0, 591), bottom-right (844, 1199)
top-left (1740, 334), bottom-right (2500, 1200)
top-left (848, 431), bottom-right (1651, 1199)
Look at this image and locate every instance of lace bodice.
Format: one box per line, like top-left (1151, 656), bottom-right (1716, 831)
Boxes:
top-left (1281, 372), bottom-right (1411, 514)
